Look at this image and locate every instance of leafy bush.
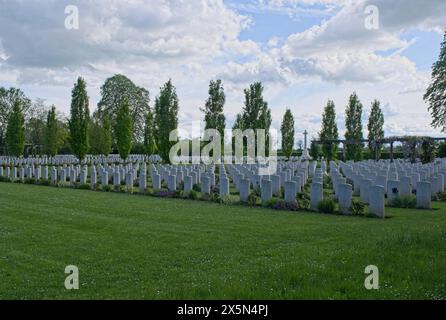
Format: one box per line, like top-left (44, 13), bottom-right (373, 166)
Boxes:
top-left (438, 192), bottom-right (446, 202)
top-left (188, 190), bottom-right (198, 200)
top-left (297, 193), bottom-right (310, 210)
top-left (323, 175), bottom-right (332, 189)
top-left (38, 179), bottom-right (51, 186)
top-left (24, 178), bottom-right (36, 185)
top-left (0, 176), bottom-right (12, 183)
top-left (102, 185), bottom-right (112, 192)
top-left (388, 195), bottom-right (416, 208)
top-left (270, 200), bottom-right (299, 212)
top-left (193, 184), bottom-right (201, 192)
top-left (350, 200), bottom-right (365, 216)
top-left (317, 199), bottom-right (336, 214)
top-left (247, 192), bottom-right (258, 207)
top-left (153, 190), bottom-right (177, 198)
top-left (253, 186), bottom-right (261, 197)
top-left (264, 198), bottom-right (281, 208)
top-left (77, 184), bottom-right (90, 190)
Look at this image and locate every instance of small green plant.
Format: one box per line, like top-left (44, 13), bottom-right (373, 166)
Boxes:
top-left (350, 200), bottom-right (365, 216)
top-left (102, 185), bottom-right (112, 192)
top-left (264, 198), bottom-right (281, 208)
top-left (24, 178), bottom-right (36, 185)
top-left (77, 184), bottom-right (90, 190)
top-left (438, 192), bottom-right (446, 202)
top-left (0, 176), bottom-right (12, 183)
top-left (317, 199), bottom-right (336, 214)
top-left (297, 193), bottom-right (310, 210)
top-left (38, 179), bottom-right (51, 186)
top-left (193, 184), bottom-right (201, 192)
top-left (388, 195), bottom-right (416, 208)
top-left (188, 190), bottom-right (198, 200)
top-left (247, 192), bottom-right (258, 207)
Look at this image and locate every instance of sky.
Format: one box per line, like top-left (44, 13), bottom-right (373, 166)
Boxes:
top-left (0, 0), bottom-right (445, 143)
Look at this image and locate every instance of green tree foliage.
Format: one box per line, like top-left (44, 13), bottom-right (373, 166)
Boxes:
top-left (69, 77), bottom-right (90, 161)
top-left (309, 140), bottom-right (321, 159)
top-left (345, 92), bottom-right (364, 161)
top-left (44, 106), bottom-right (59, 156)
top-left (367, 100), bottom-right (385, 159)
top-left (97, 74), bottom-right (150, 143)
top-left (89, 111), bottom-right (112, 156)
top-left (421, 137), bottom-right (436, 164)
top-left (115, 98), bottom-right (132, 161)
top-left (6, 100), bottom-right (25, 156)
top-left (154, 80), bottom-right (179, 163)
top-left (0, 87), bottom-right (31, 147)
top-left (201, 80), bottom-right (226, 136)
top-left (143, 110), bottom-right (157, 156)
top-left (236, 82), bottom-right (271, 131)
top-left (319, 100), bottom-right (339, 161)
top-left (425, 31), bottom-right (446, 132)
top-left (438, 142), bottom-right (446, 158)
top-left (281, 109), bottom-right (295, 158)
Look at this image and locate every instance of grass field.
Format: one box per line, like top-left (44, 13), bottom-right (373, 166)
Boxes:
top-left (0, 182), bottom-right (445, 300)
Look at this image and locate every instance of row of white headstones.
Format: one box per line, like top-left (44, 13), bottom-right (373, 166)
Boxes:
top-left (1, 156), bottom-right (445, 218)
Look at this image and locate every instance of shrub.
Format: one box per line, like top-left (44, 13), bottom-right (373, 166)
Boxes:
top-left (297, 193), bottom-right (310, 210)
top-left (264, 198), bottom-right (281, 208)
top-left (247, 192), bottom-right (258, 207)
top-left (188, 190), bottom-right (198, 200)
top-left (154, 190), bottom-right (177, 198)
top-left (38, 179), bottom-right (51, 186)
top-left (193, 184), bottom-right (201, 192)
top-left (388, 195), bottom-right (416, 208)
top-left (323, 175), bottom-right (332, 189)
top-left (77, 184), bottom-right (90, 190)
top-left (350, 200), bottom-right (365, 216)
top-left (317, 199), bottom-right (336, 214)
top-left (270, 200), bottom-right (299, 212)
top-left (102, 185), bottom-right (112, 192)
top-left (0, 176), bottom-right (12, 183)
top-left (438, 192), bottom-right (446, 202)
top-left (24, 178), bottom-right (36, 185)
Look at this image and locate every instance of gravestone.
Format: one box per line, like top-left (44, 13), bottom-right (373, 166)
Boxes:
top-left (338, 183), bottom-right (353, 215)
top-left (261, 179), bottom-right (272, 204)
top-left (369, 185), bottom-right (385, 218)
top-left (310, 182), bottom-right (323, 211)
top-left (416, 181), bottom-right (431, 209)
top-left (239, 179), bottom-right (250, 203)
top-left (284, 181), bottom-right (297, 205)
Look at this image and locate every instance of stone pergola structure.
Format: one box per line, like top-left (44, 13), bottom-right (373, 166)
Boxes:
top-left (313, 136), bottom-right (446, 162)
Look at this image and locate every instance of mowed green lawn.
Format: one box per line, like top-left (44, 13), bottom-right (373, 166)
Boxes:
top-left (0, 183), bottom-right (445, 300)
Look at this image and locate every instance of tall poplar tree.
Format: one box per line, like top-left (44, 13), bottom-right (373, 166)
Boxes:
top-left (281, 109), bottom-right (295, 158)
top-left (201, 80), bottom-right (226, 136)
top-left (143, 110), bottom-right (157, 155)
top-left (367, 100), bottom-right (385, 159)
top-left (44, 106), bottom-right (59, 156)
top-left (6, 100), bottom-right (25, 156)
top-left (154, 80), bottom-right (179, 163)
top-left (69, 77), bottom-right (90, 161)
top-left (345, 92), bottom-right (364, 161)
top-left (115, 98), bottom-right (132, 161)
top-left (319, 100), bottom-right (339, 161)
